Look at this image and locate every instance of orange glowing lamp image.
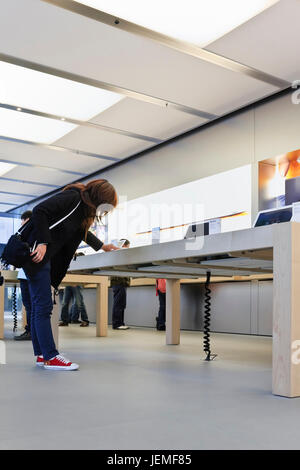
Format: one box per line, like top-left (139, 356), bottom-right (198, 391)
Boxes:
top-left (259, 149), bottom-right (300, 211)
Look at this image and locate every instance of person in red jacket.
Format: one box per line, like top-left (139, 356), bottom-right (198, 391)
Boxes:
top-left (156, 279), bottom-right (166, 331)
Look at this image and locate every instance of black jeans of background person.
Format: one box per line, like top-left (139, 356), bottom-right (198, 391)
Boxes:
top-left (112, 285), bottom-right (127, 328)
top-left (60, 286), bottom-right (75, 324)
top-left (19, 279), bottom-right (32, 334)
top-left (70, 286), bottom-right (89, 323)
top-left (157, 292), bottom-right (166, 328)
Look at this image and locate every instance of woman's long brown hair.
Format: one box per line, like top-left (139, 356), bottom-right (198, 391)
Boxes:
top-left (63, 179), bottom-right (118, 239)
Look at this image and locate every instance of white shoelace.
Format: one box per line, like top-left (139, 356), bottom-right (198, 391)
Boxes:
top-left (54, 354), bottom-right (70, 364)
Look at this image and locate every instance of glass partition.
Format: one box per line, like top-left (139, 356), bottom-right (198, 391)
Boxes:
top-left (0, 214), bottom-right (21, 257)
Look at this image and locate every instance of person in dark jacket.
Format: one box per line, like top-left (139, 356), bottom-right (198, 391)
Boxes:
top-left (155, 279), bottom-right (166, 331)
top-left (59, 252), bottom-right (89, 327)
top-left (59, 285), bottom-right (76, 326)
top-left (111, 239), bottom-right (131, 330)
top-left (21, 179), bottom-right (118, 371)
top-left (71, 285), bottom-right (90, 327)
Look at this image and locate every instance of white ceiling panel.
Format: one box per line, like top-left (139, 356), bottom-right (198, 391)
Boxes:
top-left (206, 0), bottom-right (300, 82)
top-left (0, 162), bottom-right (15, 177)
top-left (0, 108), bottom-right (76, 144)
top-left (0, 139), bottom-right (116, 174)
top-left (0, 61), bottom-right (123, 120)
top-left (3, 166), bottom-right (81, 187)
top-left (0, 192), bottom-right (33, 205)
top-left (90, 98), bottom-right (208, 140)
top-left (0, 204), bottom-right (15, 212)
top-left (0, 179), bottom-right (47, 196)
top-left (0, 0), bottom-right (279, 116)
top-left (55, 126), bottom-right (154, 158)
top-left (75, 0), bottom-right (278, 47)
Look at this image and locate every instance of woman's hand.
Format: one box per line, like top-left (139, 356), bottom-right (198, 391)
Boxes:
top-left (102, 243), bottom-right (119, 252)
top-left (31, 244), bottom-right (47, 263)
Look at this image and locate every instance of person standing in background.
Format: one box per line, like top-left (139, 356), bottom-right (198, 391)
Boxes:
top-left (59, 252), bottom-right (89, 326)
top-left (70, 286), bottom-right (90, 327)
top-left (156, 279), bottom-right (166, 331)
top-left (59, 285), bottom-right (75, 326)
top-left (111, 239), bottom-right (130, 330)
top-left (14, 211), bottom-right (33, 341)
top-left (70, 252), bottom-right (89, 327)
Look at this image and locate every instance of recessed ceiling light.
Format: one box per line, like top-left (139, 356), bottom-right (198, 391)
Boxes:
top-left (73, 0), bottom-right (278, 47)
top-left (0, 61), bottom-right (123, 121)
top-left (0, 162), bottom-right (16, 177)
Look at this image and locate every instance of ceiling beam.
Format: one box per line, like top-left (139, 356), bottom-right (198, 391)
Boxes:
top-left (0, 53), bottom-right (216, 120)
top-left (0, 190), bottom-right (36, 198)
top-left (0, 211), bottom-right (19, 218)
top-left (0, 176), bottom-right (60, 188)
top-left (0, 201), bottom-right (17, 206)
top-left (42, 0), bottom-right (290, 89)
top-left (0, 135), bottom-right (120, 163)
top-left (0, 103), bottom-right (163, 144)
top-left (0, 158), bottom-right (87, 177)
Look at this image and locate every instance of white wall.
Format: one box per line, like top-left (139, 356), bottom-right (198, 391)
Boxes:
top-left (107, 165), bottom-right (252, 246)
top-left (98, 92), bottom-right (300, 208)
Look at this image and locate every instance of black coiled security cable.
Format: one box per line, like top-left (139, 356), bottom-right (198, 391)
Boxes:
top-left (203, 271), bottom-right (217, 361)
top-left (12, 285), bottom-right (18, 332)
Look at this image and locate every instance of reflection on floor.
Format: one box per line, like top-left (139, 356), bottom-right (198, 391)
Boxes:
top-left (0, 321), bottom-right (299, 450)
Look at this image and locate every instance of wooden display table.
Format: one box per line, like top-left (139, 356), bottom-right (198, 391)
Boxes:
top-left (0, 271), bottom-right (108, 347)
top-left (68, 222), bottom-right (300, 398)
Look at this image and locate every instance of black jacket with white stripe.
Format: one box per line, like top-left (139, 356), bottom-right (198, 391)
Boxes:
top-left (21, 188), bottom-right (103, 288)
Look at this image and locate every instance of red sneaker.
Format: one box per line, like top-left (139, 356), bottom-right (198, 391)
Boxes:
top-left (36, 355), bottom-right (44, 367)
top-left (43, 354), bottom-right (79, 371)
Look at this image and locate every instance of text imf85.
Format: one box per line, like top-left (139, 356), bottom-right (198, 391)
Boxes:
top-left (151, 455), bottom-right (192, 466)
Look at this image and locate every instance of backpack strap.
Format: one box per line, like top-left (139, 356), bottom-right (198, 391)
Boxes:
top-left (49, 200), bottom-right (81, 230)
top-left (17, 200), bottom-right (81, 235)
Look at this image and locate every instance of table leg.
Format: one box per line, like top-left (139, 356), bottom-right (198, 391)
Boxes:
top-left (166, 279), bottom-right (180, 345)
top-left (22, 305), bottom-right (27, 329)
top-left (0, 283), bottom-right (4, 340)
top-left (96, 277), bottom-right (108, 337)
top-left (51, 288), bottom-right (59, 348)
top-left (273, 222), bottom-right (300, 397)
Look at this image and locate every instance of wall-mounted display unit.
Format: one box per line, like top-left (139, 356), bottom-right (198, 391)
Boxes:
top-left (259, 149), bottom-right (300, 211)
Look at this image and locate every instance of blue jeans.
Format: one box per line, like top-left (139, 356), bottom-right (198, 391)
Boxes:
top-left (19, 279), bottom-right (32, 333)
top-left (25, 262), bottom-right (59, 361)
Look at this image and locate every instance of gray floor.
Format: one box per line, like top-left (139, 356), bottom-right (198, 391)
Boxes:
top-left (0, 320), bottom-right (300, 450)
